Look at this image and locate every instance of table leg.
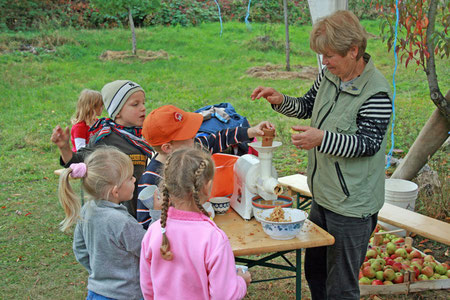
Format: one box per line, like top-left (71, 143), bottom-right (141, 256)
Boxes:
top-left (296, 248), bottom-right (302, 300)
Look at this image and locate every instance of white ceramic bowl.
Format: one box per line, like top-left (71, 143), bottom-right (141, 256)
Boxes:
top-left (259, 208), bottom-right (308, 240)
top-left (209, 197), bottom-right (230, 215)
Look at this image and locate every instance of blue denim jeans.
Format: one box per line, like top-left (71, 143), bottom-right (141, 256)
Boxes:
top-left (86, 290), bottom-right (116, 300)
top-left (305, 200), bottom-right (378, 300)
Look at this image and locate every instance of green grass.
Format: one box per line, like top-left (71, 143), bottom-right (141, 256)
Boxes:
top-left (1, 21), bottom-right (448, 299)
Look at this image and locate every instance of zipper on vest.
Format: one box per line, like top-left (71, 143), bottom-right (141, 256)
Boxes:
top-left (334, 162), bottom-right (350, 196)
top-left (311, 91), bottom-right (341, 199)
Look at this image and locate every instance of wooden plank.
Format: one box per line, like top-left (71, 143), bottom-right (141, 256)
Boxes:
top-left (278, 174), bottom-right (312, 197)
top-left (409, 279), bottom-right (450, 292)
top-left (378, 203), bottom-right (450, 246)
top-left (360, 283), bottom-right (409, 296)
top-left (214, 209), bottom-right (334, 256)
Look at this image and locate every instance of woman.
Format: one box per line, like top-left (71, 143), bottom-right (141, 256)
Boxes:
top-left (251, 10), bottom-right (392, 300)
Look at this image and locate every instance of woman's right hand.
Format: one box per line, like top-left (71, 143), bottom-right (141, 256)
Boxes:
top-left (51, 125), bottom-right (71, 149)
top-left (250, 86), bottom-right (283, 105)
top-left (237, 269), bottom-right (252, 287)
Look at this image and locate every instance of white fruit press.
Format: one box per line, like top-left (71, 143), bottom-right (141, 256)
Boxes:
top-left (230, 140), bottom-right (283, 220)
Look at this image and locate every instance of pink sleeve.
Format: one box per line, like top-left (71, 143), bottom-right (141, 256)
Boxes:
top-left (140, 234), bottom-right (154, 300)
top-left (207, 238), bottom-right (247, 300)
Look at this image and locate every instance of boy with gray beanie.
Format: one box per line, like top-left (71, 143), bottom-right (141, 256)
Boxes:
top-left (51, 80), bottom-right (154, 218)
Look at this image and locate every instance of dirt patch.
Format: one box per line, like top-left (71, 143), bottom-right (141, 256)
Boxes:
top-left (99, 49), bottom-right (169, 62)
top-left (246, 64), bottom-right (318, 80)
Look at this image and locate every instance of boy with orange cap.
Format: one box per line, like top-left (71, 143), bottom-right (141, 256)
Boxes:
top-left (137, 105), bottom-right (274, 229)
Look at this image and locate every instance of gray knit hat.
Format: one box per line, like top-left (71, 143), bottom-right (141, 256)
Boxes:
top-left (101, 80), bottom-right (145, 120)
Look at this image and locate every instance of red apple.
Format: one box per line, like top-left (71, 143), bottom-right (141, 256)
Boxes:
top-left (404, 245), bottom-right (413, 254)
top-left (383, 268), bottom-right (396, 281)
top-left (372, 279), bottom-right (384, 285)
top-left (421, 265), bottom-right (434, 277)
top-left (390, 254), bottom-right (398, 259)
top-left (359, 270), bottom-right (364, 280)
top-left (411, 258), bottom-right (423, 266)
top-left (411, 262), bottom-right (422, 272)
top-left (386, 258), bottom-right (394, 266)
top-left (393, 272), bottom-right (404, 284)
top-left (392, 262), bottom-right (403, 272)
top-left (362, 266), bottom-right (376, 278)
top-left (362, 261), bottom-right (371, 268)
top-left (410, 250), bottom-right (422, 259)
top-left (401, 263), bottom-right (411, 271)
top-left (441, 263), bottom-right (449, 270)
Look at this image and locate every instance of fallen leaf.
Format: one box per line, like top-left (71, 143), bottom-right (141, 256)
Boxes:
top-left (445, 249), bottom-right (449, 257)
top-left (12, 194), bottom-right (21, 196)
top-left (1, 206), bottom-right (6, 209)
top-left (24, 212), bottom-right (31, 216)
top-left (16, 256), bottom-right (23, 262)
top-left (423, 249), bottom-right (433, 254)
top-left (419, 239), bottom-right (429, 244)
top-left (15, 210), bottom-right (22, 215)
top-left (417, 244), bottom-right (425, 248)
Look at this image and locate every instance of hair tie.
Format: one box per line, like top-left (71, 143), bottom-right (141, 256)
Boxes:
top-left (161, 227), bottom-right (166, 234)
top-left (70, 163), bottom-right (87, 178)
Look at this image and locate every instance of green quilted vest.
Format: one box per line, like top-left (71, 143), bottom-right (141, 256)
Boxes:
top-left (307, 54), bottom-right (392, 218)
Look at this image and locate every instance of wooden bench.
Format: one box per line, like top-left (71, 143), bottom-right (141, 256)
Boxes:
top-left (278, 174), bottom-right (450, 246)
top-left (278, 174), bottom-right (312, 210)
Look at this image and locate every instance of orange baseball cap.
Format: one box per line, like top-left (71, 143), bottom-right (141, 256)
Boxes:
top-left (142, 105), bottom-right (203, 146)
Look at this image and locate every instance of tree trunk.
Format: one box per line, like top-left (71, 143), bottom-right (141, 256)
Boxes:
top-left (128, 8), bottom-right (137, 55)
top-left (391, 91), bottom-right (450, 180)
top-left (425, 0), bottom-right (450, 119)
top-left (283, 0), bottom-right (290, 71)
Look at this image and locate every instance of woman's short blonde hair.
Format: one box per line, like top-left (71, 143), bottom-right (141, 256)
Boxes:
top-left (310, 10), bottom-right (368, 59)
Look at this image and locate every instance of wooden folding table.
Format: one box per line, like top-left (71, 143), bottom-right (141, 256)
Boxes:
top-left (214, 210), bottom-right (335, 299)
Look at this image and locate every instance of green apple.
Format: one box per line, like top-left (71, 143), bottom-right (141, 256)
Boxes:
top-left (386, 242), bottom-right (397, 255)
top-left (435, 263), bottom-right (447, 275)
top-left (359, 276), bottom-right (371, 285)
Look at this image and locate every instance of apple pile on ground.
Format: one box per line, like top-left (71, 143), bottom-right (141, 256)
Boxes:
top-left (359, 228), bottom-right (450, 286)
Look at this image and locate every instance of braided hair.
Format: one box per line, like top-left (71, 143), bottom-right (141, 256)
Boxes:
top-left (159, 148), bottom-right (215, 261)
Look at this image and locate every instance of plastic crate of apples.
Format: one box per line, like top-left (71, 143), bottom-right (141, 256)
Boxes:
top-left (359, 226), bottom-right (450, 295)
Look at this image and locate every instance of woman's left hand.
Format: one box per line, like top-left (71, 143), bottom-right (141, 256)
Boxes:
top-left (291, 126), bottom-right (324, 150)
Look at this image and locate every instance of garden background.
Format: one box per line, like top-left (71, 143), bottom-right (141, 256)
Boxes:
top-left (1, 0), bottom-right (448, 299)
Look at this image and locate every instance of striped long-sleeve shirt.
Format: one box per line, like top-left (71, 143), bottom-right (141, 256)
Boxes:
top-left (274, 70), bottom-right (392, 158)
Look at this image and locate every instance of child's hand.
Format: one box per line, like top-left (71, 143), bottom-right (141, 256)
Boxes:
top-left (51, 125), bottom-right (71, 149)
top-left (237, 269), bottom-right (252, 286)
top-left (247, 121), bottom-right (275, 138)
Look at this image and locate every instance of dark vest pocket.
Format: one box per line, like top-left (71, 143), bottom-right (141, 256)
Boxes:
top-left (335, 162), bottom-right (350, 196)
